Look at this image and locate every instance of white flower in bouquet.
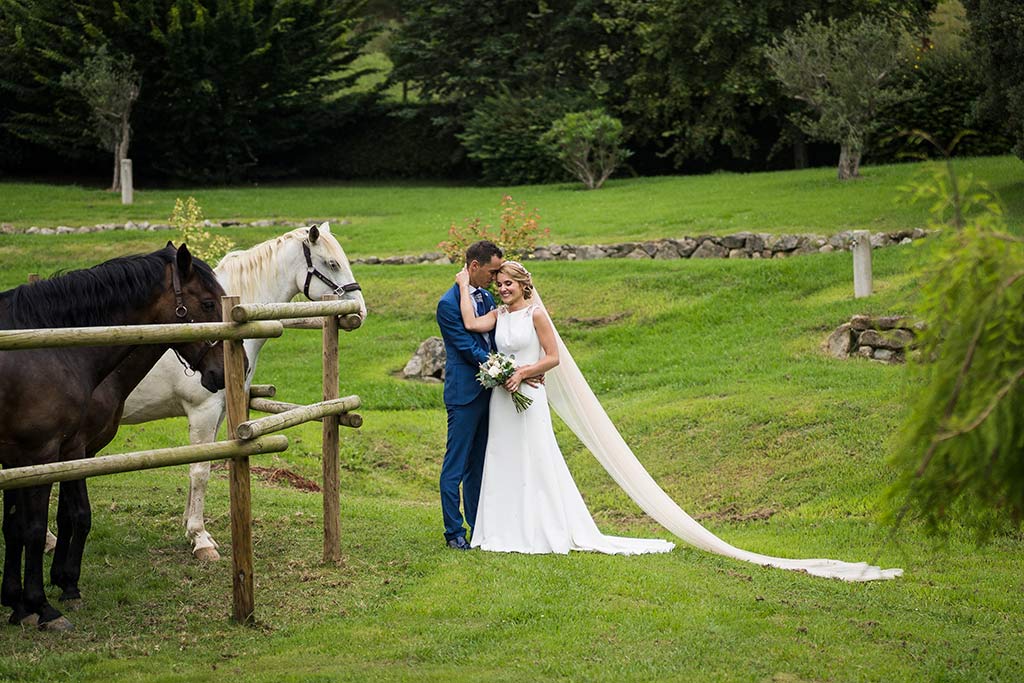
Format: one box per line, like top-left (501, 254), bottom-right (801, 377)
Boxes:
top-left (476, 352), bottom-right (533, 412)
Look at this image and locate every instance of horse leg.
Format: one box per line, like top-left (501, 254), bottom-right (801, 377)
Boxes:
top-left (21, 484), bottom-right (71, 630)
top-left (51, 479), bottom-right (89, 605)
top-left (49, 481), bottom-right (73, 591)
top-left (184, 407), bottom-right (224, 561)
top-left (2, 490), bottom-right (29, 625)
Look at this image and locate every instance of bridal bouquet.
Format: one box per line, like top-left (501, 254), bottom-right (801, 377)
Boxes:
top-left (476, 352), bottom-right (533, 413)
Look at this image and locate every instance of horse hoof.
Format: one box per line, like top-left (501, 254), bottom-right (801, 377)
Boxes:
top-left (60, 598), bottom-right (83, 611)
top-left (194, 546), bottom-right (221, 562)
top-left (39, 616), bottom-right (74, 632)
top-left (19, 613), bottom-right (40, 628)
top-left (45, 530), bottom-right (58, 554)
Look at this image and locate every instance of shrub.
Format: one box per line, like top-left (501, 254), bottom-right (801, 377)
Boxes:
top-left (170, 197), bottom-right (234, 264)
top-left (459, 88), bottom-right (593, 185)
top-left (540, 109), bottom-right (630, 190)
top-left (438, 195), bottom-right (550, 263)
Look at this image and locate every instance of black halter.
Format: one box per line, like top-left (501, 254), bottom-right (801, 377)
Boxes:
top-left (302, 239), bottom-right (361, 300)
top-left (170, 256), bottom-right (218, 377)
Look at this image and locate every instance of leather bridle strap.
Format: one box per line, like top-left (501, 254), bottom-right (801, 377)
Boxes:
top-left (302, 239), bottom-right (361, 300)
top-left (171, 257), bottom-right (188, 319)
top-left (169, 253), bottom-right (217, 376)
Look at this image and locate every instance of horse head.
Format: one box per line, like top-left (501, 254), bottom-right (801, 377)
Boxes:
top-left (299, 222), bottom-right (367, 323)
top-left (162, 242), bottom-right (229, 392)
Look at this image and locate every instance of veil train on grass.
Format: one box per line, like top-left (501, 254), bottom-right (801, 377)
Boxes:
top-left (533, 289), bottom-right (902, 582)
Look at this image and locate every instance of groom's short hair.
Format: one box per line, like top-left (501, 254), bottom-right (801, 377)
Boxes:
top-left (465, 240), bottom-right (503, 267)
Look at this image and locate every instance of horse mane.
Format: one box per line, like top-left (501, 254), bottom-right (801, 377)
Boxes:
top-left (215, 226), bottom-right (348, 303)
top-left (0, 246), bottom-right (219, 329)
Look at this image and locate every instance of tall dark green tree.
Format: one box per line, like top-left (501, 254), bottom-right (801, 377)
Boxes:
top-left (0, 0), bottom-right (371, 182)
top-left (962, 0), bottom-right (1024, 161)
top-left (388, 0), bottom-right (613, 109)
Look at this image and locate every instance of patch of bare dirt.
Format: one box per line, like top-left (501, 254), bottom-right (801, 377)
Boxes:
top-left (695, 503), bottom-right (776, 523)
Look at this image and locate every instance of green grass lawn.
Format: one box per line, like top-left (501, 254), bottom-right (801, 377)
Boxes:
top-left (3, 155), bottom-right (1023, 257)
top-left (0, 164), bottom-right (1022, 681)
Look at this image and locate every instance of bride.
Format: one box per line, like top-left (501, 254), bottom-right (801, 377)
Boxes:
top-left (455, 261), bottom-right (903, 580)
top-left (455, 261), bottom-right (674, 555)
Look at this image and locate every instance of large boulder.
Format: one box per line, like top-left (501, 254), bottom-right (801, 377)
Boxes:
top-left (403, 337), bottom-right (446, 381)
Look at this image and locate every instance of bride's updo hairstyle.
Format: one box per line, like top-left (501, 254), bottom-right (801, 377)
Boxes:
top-left (500, 261), bottom-right (534, 300)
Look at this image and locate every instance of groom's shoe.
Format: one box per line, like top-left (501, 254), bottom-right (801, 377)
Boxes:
top-left (446, 536), bottom-right (471, 551)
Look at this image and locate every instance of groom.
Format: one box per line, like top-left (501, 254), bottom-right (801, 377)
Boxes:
top-left (436, 240), bottom-right (504, 550)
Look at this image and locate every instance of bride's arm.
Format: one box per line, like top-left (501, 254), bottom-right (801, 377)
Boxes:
top-left (455, 268), bottom-right (497, 333)
top-left (505, 308), bottom-right (559, 392)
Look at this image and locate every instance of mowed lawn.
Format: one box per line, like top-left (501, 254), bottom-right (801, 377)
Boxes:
top-left (0, 160), bottom-right (1022, 682)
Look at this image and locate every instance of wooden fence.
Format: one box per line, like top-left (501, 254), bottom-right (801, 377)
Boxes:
top-left (0, 295), bottom-right (363, 624)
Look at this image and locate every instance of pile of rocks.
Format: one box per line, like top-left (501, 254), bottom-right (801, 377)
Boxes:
top-left (354, 229), bottom-right (928, 266)
top-left (825, 315), bottom-right (921, 363)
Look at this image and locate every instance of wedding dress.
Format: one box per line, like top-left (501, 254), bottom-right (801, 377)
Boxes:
top-left (471, 303), bottom-right (675, 555)
top-left (476, 292), bottom-right (902, 581)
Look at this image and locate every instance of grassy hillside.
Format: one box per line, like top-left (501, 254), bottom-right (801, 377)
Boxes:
top-left (2, 155), bottom-right (1022, 257)
top-left (0, 164), bottom-right (1022, 681)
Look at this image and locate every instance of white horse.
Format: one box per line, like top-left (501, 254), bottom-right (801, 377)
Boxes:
top-left (111, 223), bottom-right (365, 560)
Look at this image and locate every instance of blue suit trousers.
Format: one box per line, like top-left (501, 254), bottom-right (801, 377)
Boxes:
top-left (440, 389), bottom-right (490, 541)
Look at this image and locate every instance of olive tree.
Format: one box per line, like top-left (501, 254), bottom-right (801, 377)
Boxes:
top-left (766, 14), bottom-right (913, 180)
top-left (540, 109), bottom-right (630, 190)
top-left (60, 46), bottom-right (140, 191)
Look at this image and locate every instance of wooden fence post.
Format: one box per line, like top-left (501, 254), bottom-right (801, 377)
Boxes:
top-left (322, 294), bottom-right (342, 564)
top-left (223, 295), bottom-right (255, 624)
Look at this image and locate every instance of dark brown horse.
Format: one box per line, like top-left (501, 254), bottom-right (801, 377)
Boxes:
top-left (0, 243), bottom-right (227, 630)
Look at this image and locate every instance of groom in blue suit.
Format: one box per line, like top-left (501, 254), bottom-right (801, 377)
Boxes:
top-left (436, 240), bottom-right (504, 549)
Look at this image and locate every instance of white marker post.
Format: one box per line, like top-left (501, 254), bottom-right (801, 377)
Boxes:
top-left (852, 230), bottom-right (872, 298)
top-left (121, 158), bottom-right (133, 205)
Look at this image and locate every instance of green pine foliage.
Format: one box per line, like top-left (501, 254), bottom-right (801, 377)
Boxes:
top-left (0, 0), bottom-right (373, 183)
top-left (888, 155), bottom-right (1024, 540)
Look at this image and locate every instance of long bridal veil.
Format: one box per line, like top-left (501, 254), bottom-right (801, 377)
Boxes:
top-left (532, 290), bottom-right (902, 582)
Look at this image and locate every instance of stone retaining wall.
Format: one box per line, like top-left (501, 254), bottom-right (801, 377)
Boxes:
top-left (2, 220), bottom-right (927, 266)
top-left (0, 218), bottom-right (346, 236)
top-left (355, 228), bottom-right (928, 265)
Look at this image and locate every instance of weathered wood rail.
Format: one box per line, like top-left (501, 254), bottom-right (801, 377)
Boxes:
top-left (0, 294), bottom-right (363, 624)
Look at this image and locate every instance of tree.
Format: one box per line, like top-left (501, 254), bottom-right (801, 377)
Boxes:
top-left (541, 109), bottom-right (630, 189)
top-left (888, 140), bottom-right (1024, 540)
top-left (961, 0), bottom-right (1024, 161)
top-left (766, 14), bottom-right (914, 179)
top-left (596, 0), bottom-right (934, 172)
top-left (0, 0), bottom-right (372, 183)
top-left (60, 46), bottom-right (140, 191)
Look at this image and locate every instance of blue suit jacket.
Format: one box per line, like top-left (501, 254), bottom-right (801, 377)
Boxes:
top-left (437, 284), bottom-right (496, 406)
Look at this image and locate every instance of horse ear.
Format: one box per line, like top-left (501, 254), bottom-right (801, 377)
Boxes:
top-left (309, 224), bottom-right (320, 244)
top-left (320, 221), bottom-right (331, 234)
top-left (177, 243), bottom-right (193, 276)
top-left (165, 240), bottom-right (175, 249)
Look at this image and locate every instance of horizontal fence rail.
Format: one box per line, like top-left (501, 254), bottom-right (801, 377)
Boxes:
top-left (0, 436), bottom-right (289, 491)
top-left (0, 320), bottom-right (283, 351)
top-left (236, 396), bottom-right (361, 440)
top-left (281, 315), bottom-right (362, 331)
top-left (250, 397), bottom-right (363, 428)
top-left (231, 299), bottom-right (362, 323)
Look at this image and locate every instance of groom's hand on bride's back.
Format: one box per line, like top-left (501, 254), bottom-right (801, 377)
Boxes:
top-left (524, 374), bottom-right (545, 388)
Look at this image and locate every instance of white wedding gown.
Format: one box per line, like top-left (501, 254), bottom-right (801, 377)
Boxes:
top-left (471, 294), bottom-right (902, 580)
top-left (471, 304), bottom-right (675, 555)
